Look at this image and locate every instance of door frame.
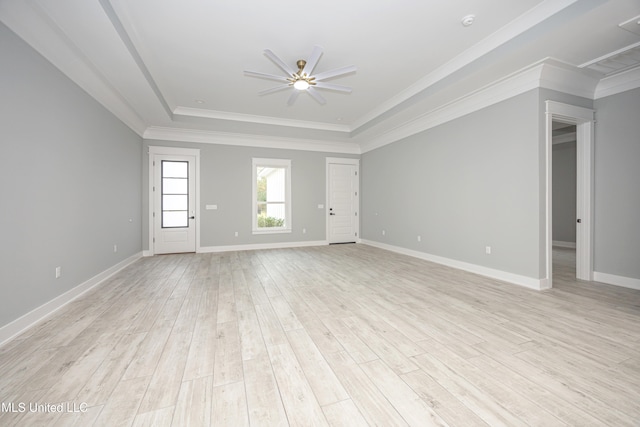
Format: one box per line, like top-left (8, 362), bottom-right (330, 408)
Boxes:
top-left (147, 146), bottom-right (201, 256)
top-left (544, 101), bottom-right (595, 288)
top-left (326, 157), bottom-right (360, 244)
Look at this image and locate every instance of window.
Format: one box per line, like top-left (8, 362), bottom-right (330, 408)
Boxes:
top-left (252, 158), bottom-right (291, 234)
top-left (161, 160), bottom-right (189, 228)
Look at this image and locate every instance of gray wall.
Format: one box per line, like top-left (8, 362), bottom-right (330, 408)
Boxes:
top-left (143, 140), bottom-right (358, 249)
top-left (0, 23), bottom-right (142, 329)
top-left (594, 87), bottom-right (640, 280)
top-left (552, 141), bottom-right (577, 244)
top-left (361, 90), bottom-right (542, 279)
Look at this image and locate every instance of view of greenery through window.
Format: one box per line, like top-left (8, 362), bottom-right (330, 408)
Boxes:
top-left (256, 173), bottom-right (285, 228)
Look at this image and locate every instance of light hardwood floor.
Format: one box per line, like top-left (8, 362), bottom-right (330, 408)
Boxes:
top-left (1, 244), bottom-right (639, 426)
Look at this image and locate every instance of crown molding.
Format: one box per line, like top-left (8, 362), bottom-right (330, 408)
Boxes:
top-left (173, 106), bottom-right (352, 133)
top-left (358, 58), bottom-right (599, 153)
top-left (350, 0), bottom-right (581, 133)
top-left (143, 126), bottom-right (361, 154)
top-left (594, 66), bottom-right (640, 100)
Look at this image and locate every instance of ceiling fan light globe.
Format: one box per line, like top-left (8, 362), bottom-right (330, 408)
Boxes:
top-left (293, 80), bottom-right (310, 90)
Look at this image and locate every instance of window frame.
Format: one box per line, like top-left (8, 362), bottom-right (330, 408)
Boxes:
top-left (252, 158), bottom-right (292, 234)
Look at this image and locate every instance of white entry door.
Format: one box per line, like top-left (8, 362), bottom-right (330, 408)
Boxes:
top-left (328, 160), bottom-right (359, 244)
top-left (153, 153), bottom-right (197, 254)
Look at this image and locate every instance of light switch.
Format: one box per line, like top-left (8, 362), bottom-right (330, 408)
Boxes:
top-left (206, 204), bottom-right (218, 210)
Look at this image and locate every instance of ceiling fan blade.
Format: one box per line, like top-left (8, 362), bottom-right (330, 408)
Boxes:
top-left (303, 45), bottom-right (323, 75)
top-left (313, 65), bottom-right (357, 81)
top-left (287, 90), bottom-right (300, 106)
top-left (258, 84), bottom-right (291, 96)
top-left (307, 87), bottom-right (326, 105)
top-left (244, 70), bottom-right (289, 82)
top-left (264, 49), bottom-right (295, 76)
top-left (314, 82), bottom-right (352, 93)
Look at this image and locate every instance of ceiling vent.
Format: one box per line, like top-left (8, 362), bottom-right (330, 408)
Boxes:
top-left (579, 42), bottom-right (640, 76)
top-left (619, 15), bottom-right (640, 36)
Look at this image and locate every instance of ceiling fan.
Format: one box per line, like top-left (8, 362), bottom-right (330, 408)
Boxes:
top-left (244, 46), bottom-right (356, 105)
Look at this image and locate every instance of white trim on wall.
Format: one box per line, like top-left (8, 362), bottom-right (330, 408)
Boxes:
top-left (0, 252), bottom-right (142, 347)
top-left (144, 127), bottom-right (361, 155)
top-left (593, 271), bottom-right (640, 291)
top-left (361, 240), bottom-right (545, 291)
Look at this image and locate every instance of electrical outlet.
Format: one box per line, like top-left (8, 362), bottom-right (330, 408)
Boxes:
top-left (55, 267), bottom-right (61, 279)
top-left (417, 235), bottom-right (421, 242)
top-left (303, 228), bottom-right (307, 234)
top-left (485, 246), bottom-right (492, 255)
top-left (234, 231), bottom-right (238, 237)
top-left (113, 244), bottom-right (118, 253)
top-left (382, 230), bottom-right (386, 236)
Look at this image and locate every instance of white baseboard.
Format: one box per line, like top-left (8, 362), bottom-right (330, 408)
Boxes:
top-left (593, 271), bottom-right (640, 291)
top-left (553, 240), bottom-right (576, 249)
top-left (0, 252), bottom-right (143, 347)
top-left (198, 240), bottom-right (328, 253)
top-left (360, 239), bottom-right (545, 291)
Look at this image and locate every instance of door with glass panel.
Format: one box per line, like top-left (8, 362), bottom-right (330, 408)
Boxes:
top-left (153, 155), bottom-right (196, 254)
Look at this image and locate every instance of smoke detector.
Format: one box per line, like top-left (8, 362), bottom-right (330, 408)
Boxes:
top-left (461, 14), bottom-right (475, 27)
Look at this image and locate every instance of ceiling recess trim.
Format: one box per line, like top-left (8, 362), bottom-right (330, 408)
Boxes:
top-left (173, 107), bottom-right (351, 133)
top-left (357, 58), bottom-right (600, 153)
top-left (144, 126), bottom-right (361, 154)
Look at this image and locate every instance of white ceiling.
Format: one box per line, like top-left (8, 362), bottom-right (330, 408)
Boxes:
top-left (1, 0), bottom-right (639, 151)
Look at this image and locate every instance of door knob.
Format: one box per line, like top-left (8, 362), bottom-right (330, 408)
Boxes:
top-left (189, 216), bottom-right (195, 219)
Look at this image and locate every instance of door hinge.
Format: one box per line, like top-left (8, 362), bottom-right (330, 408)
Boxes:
top-left (355, 171), bottom-right (358, 176)
top-left (153, 161), bottom-right (155, 167)
top-left (355, 191), bottom-right (358, 196)
top-left (355, 212), bottom-right (358, 216)
top-left (153, 237), bottom-right (155, 243)
top-left (153, 212), bottom-right (155, 217)
top-left (355, 232), bottom-right (358, 237)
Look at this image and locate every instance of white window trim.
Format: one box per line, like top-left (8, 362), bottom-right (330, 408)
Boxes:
top-left (252, 158), bottom-right (292, 234)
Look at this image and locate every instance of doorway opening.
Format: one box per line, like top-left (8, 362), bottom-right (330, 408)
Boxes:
top-left (551, 122), bottom-right (578, 283)
top-left (544, 101), bottom-right (595, 289)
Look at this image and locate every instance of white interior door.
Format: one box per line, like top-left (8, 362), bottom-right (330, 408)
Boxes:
top-left (328, 161), bottom-right (359, 244)
top-left (153, 154), bottom-right (196, 254)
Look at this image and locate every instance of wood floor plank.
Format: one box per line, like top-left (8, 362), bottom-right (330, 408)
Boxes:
top-left (211, 381), bottom-right (250, 427)
top-left (285, 328), bottom-right (349, 406)
top-left (243, 354), bottom-right (289, 426)
top-left (212, 321), bottom-right (243, 387)
top-left (77, 331), bottom-right (147, 406)
top-left (411, 351), bottom-right (528, 426)
top-left (323, 350), bottom-right (409, 427)
top-left (401, 369), bottom-right (489, 427)
top-left (267, 342), bottom-right (328, 426)
top-left (321, 399), bottom-right (369, 427)
top-left (138, 332), bottom-right (192, 414)
top-left (359, 359), bottom-right (450, 427)
top-left (171, 376), bottom-right (213, 427)
top-left (93, 376), bottom-right (151, 427)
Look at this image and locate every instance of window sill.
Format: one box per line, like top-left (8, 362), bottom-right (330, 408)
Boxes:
top-left (252, 228), bottom-right (292, 235)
